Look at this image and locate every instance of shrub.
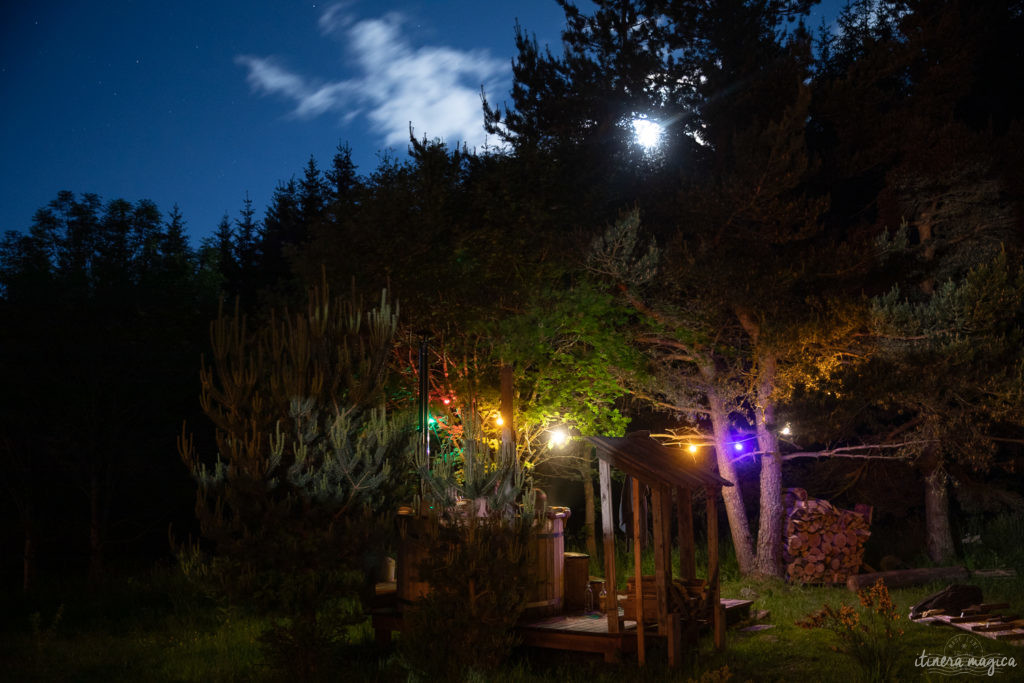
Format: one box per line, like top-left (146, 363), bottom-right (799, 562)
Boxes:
top-left (399, 512), bottom-right (532, 679)
top-left (796, 579), bottom-right (905, 682)
top-left (178, 283), bottom-right (411, 679)
top-left (399, 425), bottom-right (535, 679)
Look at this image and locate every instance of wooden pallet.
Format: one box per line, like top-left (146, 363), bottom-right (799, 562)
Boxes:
top-left (913, 604), bottom-right (1024, 646)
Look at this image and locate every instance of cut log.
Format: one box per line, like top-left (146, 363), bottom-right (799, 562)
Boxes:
top-left (847, 566), bottom-right (969, 592)
top-left (970, 569), bottom-right (1018, 579)
top-left (783, 490), bottom-right (871, 585)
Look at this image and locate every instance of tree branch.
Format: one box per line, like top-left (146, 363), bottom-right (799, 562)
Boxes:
top-left (779, 439), bottom-right (938, 461)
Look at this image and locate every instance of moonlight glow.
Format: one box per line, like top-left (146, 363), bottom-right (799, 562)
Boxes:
top-left (632, 117), bottom-right (664, 151)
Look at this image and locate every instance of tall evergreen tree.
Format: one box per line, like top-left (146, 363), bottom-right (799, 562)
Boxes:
top-left (808, 0), bottom-right (1024, 563)
top-left (1, 193), bottom-right (216, 586)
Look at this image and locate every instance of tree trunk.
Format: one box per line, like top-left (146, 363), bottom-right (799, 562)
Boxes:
top-left (754, 446), bottom-right (784, 578)
top-left (708, 391), bottom-right (755, 575)
top-left (580, 446), bottom-right (598, 558)
top-left (23, 514), bottom-right (36, 594)
top-left (89, 470), bottom-right (104, 586)
top-left (752, 353), bottom-right (784, 578)
top-left (922, 458), bottom-right (956, 564)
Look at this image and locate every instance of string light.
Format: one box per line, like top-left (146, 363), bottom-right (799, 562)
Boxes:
top-left (687, 444), bottom-right (699, 454)
top-left (549, 428), bottom-right (568, 448)
top-left (495, 415), bottom-right (504, 427)
top-left (780, 423), bottom-right (792, 436)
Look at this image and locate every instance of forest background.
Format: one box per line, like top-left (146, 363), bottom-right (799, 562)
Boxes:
top-left (2, 0), bottom-right (1024, 598)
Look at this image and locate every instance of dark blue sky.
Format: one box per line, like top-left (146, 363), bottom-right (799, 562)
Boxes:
top-left (1, 1), bottom-right (841, 244)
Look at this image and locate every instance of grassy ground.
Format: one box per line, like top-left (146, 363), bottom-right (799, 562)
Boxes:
top-left (3, 517), bottom-right (1023, 682)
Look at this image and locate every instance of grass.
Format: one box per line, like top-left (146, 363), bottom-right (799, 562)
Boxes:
top-left (3, 515), bottom-right (1023, 682)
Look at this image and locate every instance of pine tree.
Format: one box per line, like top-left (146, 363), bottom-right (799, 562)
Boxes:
top-left (179, 280), bottom-right (408, 674)
top-left (2, 193), bottom-right (215, 586)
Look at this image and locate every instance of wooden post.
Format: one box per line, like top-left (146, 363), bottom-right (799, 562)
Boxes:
top-left (667, 613), bottom-right (681, 668)
top-left (632, 477), bottom-right (646, 665)
top-left (676, 486), bottom-right (695, 580)
top-left (706, 486), bottom-right (725, 650)
top-left (654, 485), bottom-right (680, 667)
top-left (598, 458), bottom-right (619, 634)
top-left (652, 486), bottom-right (669, 635)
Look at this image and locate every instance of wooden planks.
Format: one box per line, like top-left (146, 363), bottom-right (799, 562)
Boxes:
top-left (913, 610), bottom-right (1024, 646)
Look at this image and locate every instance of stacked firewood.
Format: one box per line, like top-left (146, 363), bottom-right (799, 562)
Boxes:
top-left (783, 488), bottom-right (871, 585)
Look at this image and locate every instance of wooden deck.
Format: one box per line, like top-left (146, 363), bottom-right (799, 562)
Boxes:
top-left (370, 584), bottom-right (755, 663)
top-left (518, 611), bottom-right (638, 663)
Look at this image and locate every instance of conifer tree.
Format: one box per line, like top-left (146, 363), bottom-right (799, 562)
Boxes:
top-left (180, 279), bottom-right (409, 674)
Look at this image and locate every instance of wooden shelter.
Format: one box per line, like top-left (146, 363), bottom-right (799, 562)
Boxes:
top-left (373, 429), bottom-right (737, 668)
top-left (587, 430), bottom-right (734, 667)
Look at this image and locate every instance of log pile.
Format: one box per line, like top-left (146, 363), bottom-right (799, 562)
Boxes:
top-left (783, 488), bottom-right (871, 585)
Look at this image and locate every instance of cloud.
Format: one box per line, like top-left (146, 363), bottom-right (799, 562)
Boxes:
top-left (318, 1), bottom-right (354, 36)
top-left (236, 6), bottom-right (507, 150)
top-left (235, 55), bottom-right (308, 100)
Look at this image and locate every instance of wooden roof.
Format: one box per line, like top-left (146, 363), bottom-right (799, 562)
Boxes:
top-left (587, 431), bottom-right (733, 490)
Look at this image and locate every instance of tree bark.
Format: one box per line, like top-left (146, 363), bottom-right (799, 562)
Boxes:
top-left (89, 470), bottom-right (104, 587)
top-left (735, 308), bottom-right (785, 579)
top-left (922, 455), bottom-right (956, 564)
top-left (752, 352), bottom-right (784, 578)
top-left (23, 513), bottom-right (35, 594)
top-left (708, 391), bottom-right (755, 575)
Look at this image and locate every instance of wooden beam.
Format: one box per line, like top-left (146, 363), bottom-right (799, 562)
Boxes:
top-left (706, 486), bottom-right (724, 650)
top-left (633, 477), bottom-right (646, 665)
top-left (676, 486), bottom-right (695, 580)
top-left (652, 486), bottom-right (669, 635)
top-left (658, 486), bottom-right (680, 667)
top-left (599, 458), bottom-right (619, 634)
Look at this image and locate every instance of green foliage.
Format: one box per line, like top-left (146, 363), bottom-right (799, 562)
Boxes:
top-left (399, 512), bottom-right (533, 679)
top-left (179, 280), bottom-right (409, 677)
top-left (869, 250), bottom-right (1024, 470)
top-left (421, 415), bottom-right (532, 515)
top-left (399, 417), bottom-right (537, 679)
top-left (797, 579), bottom-right (906, 682)
top-left (29, 603), bottom-right (64, 655)
top-left (1, 190), bottom-right (218, 586)
top-left (497, 280), bottom-right (642, 447)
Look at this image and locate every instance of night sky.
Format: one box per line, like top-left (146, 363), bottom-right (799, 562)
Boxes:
top-left (1, 1), bottom-right (841, 244)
